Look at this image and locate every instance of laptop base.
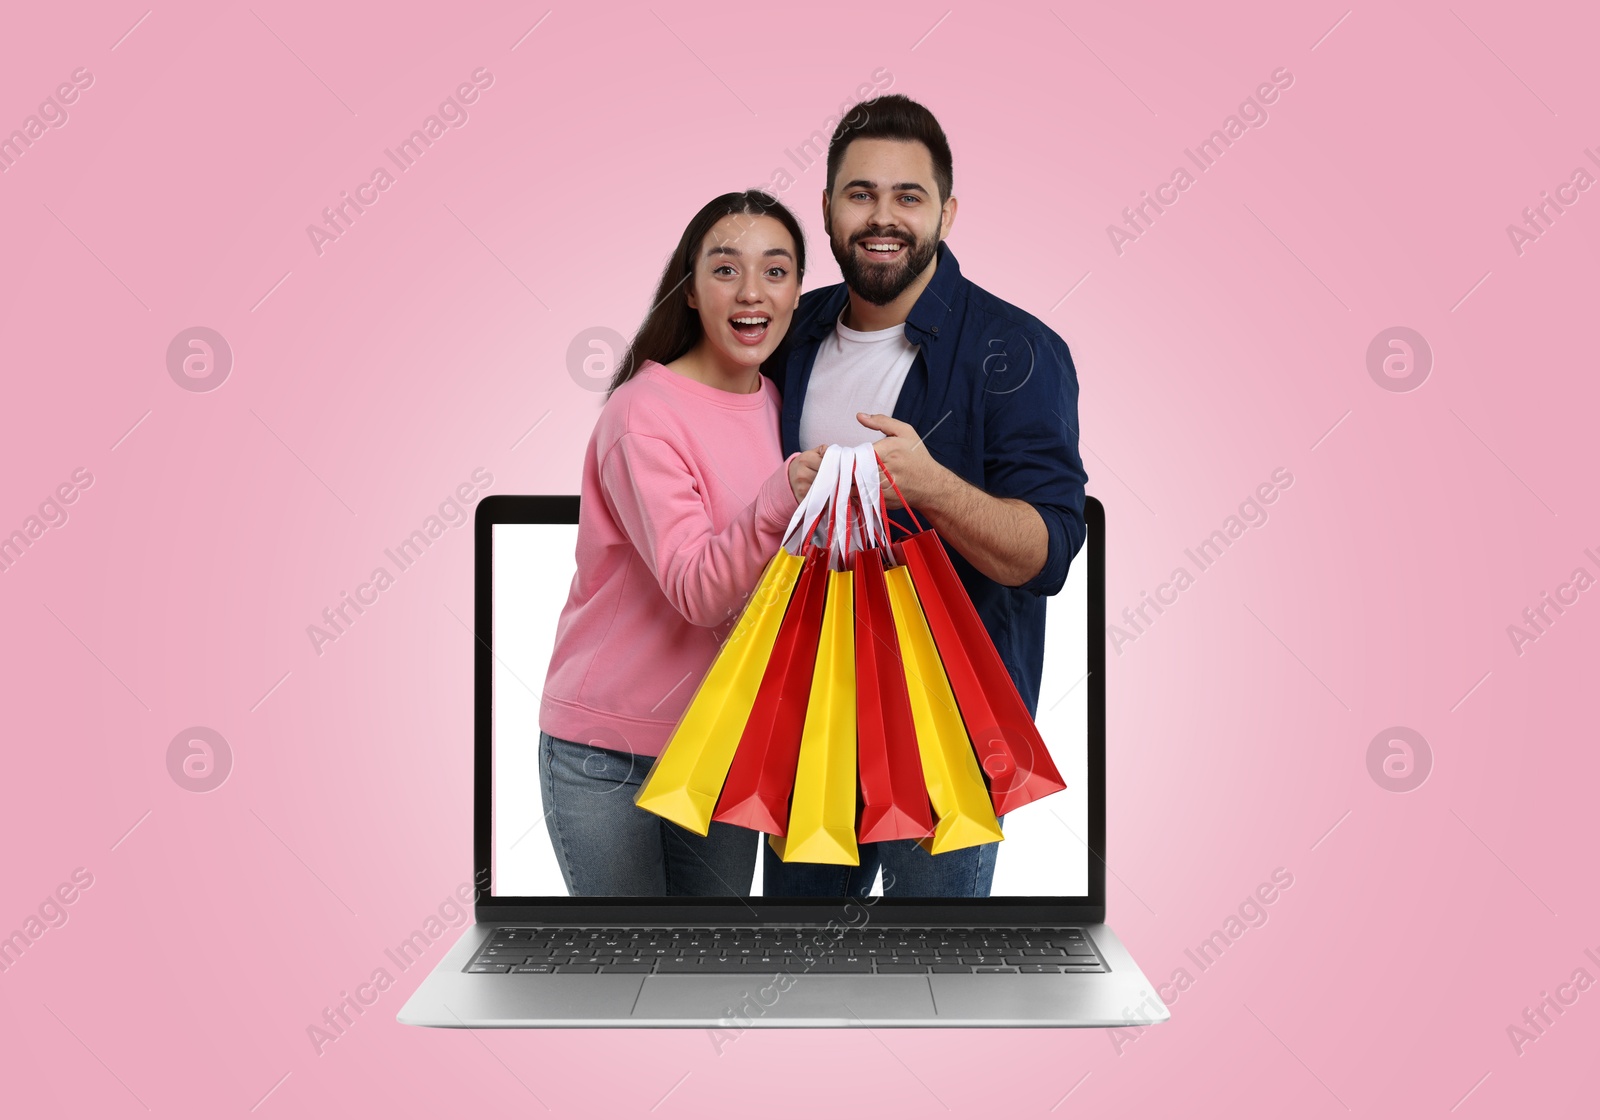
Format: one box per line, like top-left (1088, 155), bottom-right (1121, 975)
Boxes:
top-left (398, 922), bottom-right (1171, 1027)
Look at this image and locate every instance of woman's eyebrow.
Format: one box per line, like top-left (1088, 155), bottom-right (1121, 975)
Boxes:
top-left (705, 245), bottom-right (794, 260)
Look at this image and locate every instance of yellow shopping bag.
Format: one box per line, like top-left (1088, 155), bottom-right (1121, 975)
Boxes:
top-left (768, 568), bottom-right (859, 865)
top-left (883, 564), bottom-right (1004, 854)
top-left (634, 549), bottom-right (803, 835)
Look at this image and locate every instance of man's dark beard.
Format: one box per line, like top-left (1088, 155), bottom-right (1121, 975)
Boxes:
top-left (830, 224), bottom-right (938, 306)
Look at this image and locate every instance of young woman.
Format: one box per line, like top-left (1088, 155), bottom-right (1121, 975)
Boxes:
top-left (538, 191), bottom-right (825, 896)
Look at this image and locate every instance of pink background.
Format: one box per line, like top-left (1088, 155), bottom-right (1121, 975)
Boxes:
top-left (2, 1), bottom-right (1595, 1115)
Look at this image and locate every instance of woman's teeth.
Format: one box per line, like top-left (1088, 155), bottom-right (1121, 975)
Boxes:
top-left (731, 316), bottom-right (769, 340)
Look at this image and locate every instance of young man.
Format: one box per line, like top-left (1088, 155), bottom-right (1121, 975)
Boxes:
top-left (761, 94), bottom-right (1089, 898)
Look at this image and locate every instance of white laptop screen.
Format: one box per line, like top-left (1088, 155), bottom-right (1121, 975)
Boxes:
top-left (489, 515), bottom-right (1091, 900)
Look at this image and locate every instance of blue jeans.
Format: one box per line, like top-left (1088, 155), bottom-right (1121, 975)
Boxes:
top-left (538, 730), bottom-right (758, 896)
top-left (761, 816), bottom-right (1005, 898)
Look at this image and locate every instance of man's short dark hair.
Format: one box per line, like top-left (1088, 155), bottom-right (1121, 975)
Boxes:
top-left (826, 93), bottom-right (953, 203)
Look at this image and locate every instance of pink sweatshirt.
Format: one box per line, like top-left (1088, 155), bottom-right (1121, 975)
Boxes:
top-left (540, 359), bottom-right (802, 757)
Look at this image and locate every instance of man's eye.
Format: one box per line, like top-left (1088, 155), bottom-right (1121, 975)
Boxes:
top-left (851, 192), bottom-right (870, 201)
top-left (899, 195), bottom-right (920, 205)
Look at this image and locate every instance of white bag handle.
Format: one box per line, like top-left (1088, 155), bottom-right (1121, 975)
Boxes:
top-left (780, 442), bottom-right (893, 566)
top-left (851, 441), bottom-right (889, 551)
top-left (828, 442), bottom-right (859, 568)
top-left (782, 443), bottom-right (844, 555)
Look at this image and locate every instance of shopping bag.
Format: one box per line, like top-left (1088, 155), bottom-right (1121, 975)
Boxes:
top-left (634, 448), bottom-right (851, 835)
top-left (768, 565), bottom-right (859, 864)
top-left (769, 446), bottom-right (861, 865)
top-left (853, 544), bottom-right (935, 843)
top-left (633, 547), bottom-right (803, 835)
top-left (712, 542), bottom-right (830, 834)
top-left (713, 446), bottom-right (858, 832)
top-left (896, 528), bottom-right (1066, 815)
top-left (882, 559), bottom-right (1004, 854)
top-left (874, 446), bottom-right (1066, 817)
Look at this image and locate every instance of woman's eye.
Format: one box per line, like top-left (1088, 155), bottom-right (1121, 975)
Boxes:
top-left (766, 267), bottom-right (788, 278)
top-left (712, 265), bottom-right (735, 276)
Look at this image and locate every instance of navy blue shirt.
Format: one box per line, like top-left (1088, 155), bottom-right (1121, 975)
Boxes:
top-left (762, 242), bottom-right (1088, 717)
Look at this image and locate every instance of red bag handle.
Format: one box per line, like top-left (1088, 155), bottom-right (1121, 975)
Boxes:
top-left (847, 472), bottom-right (894, 567)
top-left (874, 449), bottom-right (925, 536)
top-left (822, 488), bottom-right (839, 561)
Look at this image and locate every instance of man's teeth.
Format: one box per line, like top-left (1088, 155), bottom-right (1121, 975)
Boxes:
top-left (864, 242), bottom-right (902, 252)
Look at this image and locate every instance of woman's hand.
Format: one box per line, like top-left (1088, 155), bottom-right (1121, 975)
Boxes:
top-left (788, 445), bottom-right (827, 502)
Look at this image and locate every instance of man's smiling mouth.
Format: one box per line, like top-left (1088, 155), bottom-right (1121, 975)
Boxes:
top-left (859, 239), bottom-right (906, 259)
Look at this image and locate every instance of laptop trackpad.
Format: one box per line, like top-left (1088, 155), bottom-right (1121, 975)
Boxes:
top-left (632, 975), bottom-right (935, 1023)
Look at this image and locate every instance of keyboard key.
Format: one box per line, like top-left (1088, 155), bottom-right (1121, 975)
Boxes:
top-left (876, 964), bottom-right (930, 974)
top-left (931, 964), bottom-right (973, 973)
top-left (1063, 965), bottom-right (1105, 973)
top-left (655, 958), bottom-right (714, 972)
top-left (510, 964), bottom-right (555, 974)
top-left (974, 966), bottom-right (1019, 973)
top-left (555, 964), bottom-right (600, 974)
top-left (1019, 964), bottom-right (1062, 973)
top-left (467, 963), bottom-right (511, 973)
top-left (600, 963), bottom-right (655, 973)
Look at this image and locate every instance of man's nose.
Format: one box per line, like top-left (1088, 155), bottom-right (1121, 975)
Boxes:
top-left (870, 194), bottom-right (898, 230)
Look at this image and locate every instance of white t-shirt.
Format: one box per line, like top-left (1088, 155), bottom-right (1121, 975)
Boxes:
top-left (797, 309), bottom-right (920, 450)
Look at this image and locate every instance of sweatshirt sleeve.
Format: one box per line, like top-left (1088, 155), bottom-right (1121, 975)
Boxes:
top-left (600, 432), bottom-right (801, 629)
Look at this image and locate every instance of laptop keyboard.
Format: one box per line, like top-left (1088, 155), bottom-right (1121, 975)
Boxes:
top-left (465, 926), bottom-right (1106, 975)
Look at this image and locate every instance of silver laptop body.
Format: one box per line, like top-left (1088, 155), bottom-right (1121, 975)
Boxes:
top-left (398, 495), bottom-right (1169, 1027)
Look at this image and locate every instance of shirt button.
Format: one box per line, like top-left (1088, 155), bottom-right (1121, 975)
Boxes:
top-left (930, 326), bottom-right (939, 334)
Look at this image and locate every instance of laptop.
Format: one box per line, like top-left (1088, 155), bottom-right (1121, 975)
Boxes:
top-left (397, 493), bottom-right (1169, 1027)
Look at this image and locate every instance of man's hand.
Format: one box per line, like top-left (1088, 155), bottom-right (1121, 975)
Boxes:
top-left (856, 412), bottom-right (954, 511)
top-left (857, 412), bottom-right (1049, 587)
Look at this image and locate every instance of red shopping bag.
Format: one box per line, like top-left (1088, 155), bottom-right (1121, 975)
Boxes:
top-left (712, 542), bottom-right (830, 834)
top-left (853, 540), bottom-right (934, 843)
top-left (882, 456), bottom-right (1066, 816)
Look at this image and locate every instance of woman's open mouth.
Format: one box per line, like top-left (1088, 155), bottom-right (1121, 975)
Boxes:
top-left (729, 314), bottom-right (770, 345)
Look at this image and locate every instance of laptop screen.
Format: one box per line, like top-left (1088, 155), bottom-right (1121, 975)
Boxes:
top-left (488, 504), bottom-right (1093, 901)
